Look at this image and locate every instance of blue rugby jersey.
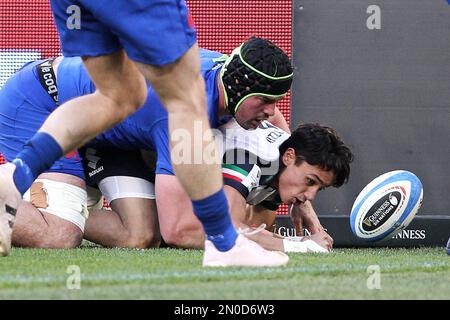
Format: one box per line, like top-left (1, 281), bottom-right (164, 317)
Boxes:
top-left (57, 49), bottom-right (231, 175)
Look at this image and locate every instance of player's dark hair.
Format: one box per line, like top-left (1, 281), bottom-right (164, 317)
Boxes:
top-left (279, 123), bottom-right (354, 187)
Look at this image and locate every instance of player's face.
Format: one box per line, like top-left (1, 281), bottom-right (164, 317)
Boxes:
top-left (234, 96), bottom-right (280, 129)
top-left (277, 148), bottom-right (335, 205)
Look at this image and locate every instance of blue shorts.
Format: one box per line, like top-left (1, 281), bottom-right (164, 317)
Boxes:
top-left (0, 60), bottom-right (84, 179)
top-left (50, 0), bottom-right (197, 66)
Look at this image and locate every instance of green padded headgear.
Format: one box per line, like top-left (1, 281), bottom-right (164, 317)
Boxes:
top-left (219, 37), bottom-right (293, 116)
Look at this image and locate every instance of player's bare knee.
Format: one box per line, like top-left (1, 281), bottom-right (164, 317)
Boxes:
top-left (161, 231), bottom-right (182, 248)
top-left (123, 221), bottom-right (161, 248)
top-left (47, 223), bottom-right (82, 248)
top-left (121, 83), bottom-right (147, 114)
top-left (106, 88), bottom-right (147, 121)
top-left (94, 78), bottom-right (147, 122)
top-left (141, 229), bottom-right (161, 248)
top-left (32, 220), bottom-right (82, 249)
top-left (126, 231), bottom-right (161, 249)
top-left (86, 51), bottom-right (148, 115)
top-left (163, 228), bottom-right (203, 249)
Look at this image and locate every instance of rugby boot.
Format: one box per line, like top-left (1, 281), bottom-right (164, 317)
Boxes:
top-left (0, 163), bottom-right (20, 256)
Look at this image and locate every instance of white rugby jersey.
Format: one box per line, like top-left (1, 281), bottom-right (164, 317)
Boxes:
top-left (215, 119), bottom-right (290, 210)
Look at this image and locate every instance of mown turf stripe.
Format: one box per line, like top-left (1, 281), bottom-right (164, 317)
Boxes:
top-left (1, 261), bottom-right (448, 286)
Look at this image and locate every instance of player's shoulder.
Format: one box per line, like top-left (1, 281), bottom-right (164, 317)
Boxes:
top-left (57, 56), bottom-right (94, 102)
top-left (199, 48), bottom-right (225, 60)
top-left (11, 58), bottom-right (50, 77)
top-left (218, 119), bottom-right (290, 163)
top-left (57, 56), bottom-right (88, 81)
top-left (58, 56), bottom-right (84, 70)
top-left (199, 48), bottom-right (227, 72)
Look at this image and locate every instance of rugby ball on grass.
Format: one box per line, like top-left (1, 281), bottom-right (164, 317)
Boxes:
top-left (350, 170), bottom-right (423, 242)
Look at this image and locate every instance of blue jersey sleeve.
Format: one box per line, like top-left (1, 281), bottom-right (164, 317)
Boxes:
top-left (57, 57), bottom-right (95, 104)
top-left (151, 119), bottom-right (174, 175)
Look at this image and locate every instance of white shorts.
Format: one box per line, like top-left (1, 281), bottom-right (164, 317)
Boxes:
top-left (23, 179), bottom-right (88, 232)
top-left (89, 176), bottom-right (156, 204)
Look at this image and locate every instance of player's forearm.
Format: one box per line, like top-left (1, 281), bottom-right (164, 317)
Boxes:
top-left (291, 201), bottom-right (323, 234)
top-left (224, 186), bottom-right (248, 227)
top-left (246, 231), bottom-right (284, 251)
top-left (245, 204), bottom-right (276, 230)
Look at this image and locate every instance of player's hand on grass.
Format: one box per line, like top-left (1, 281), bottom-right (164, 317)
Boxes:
top-left (304, 230), bottom-right (333, 252)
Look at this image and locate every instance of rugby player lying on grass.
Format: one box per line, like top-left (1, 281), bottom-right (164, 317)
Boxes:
top-left (82, 119), bottom-right (353, 253)
top-left (148, 119), bottom-right (353, 253)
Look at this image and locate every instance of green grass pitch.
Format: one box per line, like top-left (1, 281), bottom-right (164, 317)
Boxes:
top-left (0, 246), bottom-right (448, 300)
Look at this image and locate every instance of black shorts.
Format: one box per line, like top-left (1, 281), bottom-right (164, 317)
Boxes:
top-left (79, 146), bottom-right (155, 188)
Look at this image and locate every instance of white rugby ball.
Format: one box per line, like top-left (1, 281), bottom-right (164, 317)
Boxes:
top-left (350, 170), bottom-right (423, 242)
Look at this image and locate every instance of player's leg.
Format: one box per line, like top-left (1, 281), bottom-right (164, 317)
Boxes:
top-left (13, 202), bottom-right (81, 248)
top-left (136, 44), bottom-right (222, 200)
top-left (109, 196), bottom-right (160, 248)
top-left (135, 44), bottom-right (246, 256)
top-left (84, 182), bottom-right (161, 249)
top-left (155, 174), bottom-right (205, 249)
top-left (12, 172), bottom-right (86, 248)
top-left (96, 0), bottom-right (241, 255)
top-left (81, 147), bottom-right (160, 248)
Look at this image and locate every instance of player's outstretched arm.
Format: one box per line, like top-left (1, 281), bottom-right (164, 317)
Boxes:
top-left (243, 200), bottom-right (332, 253)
